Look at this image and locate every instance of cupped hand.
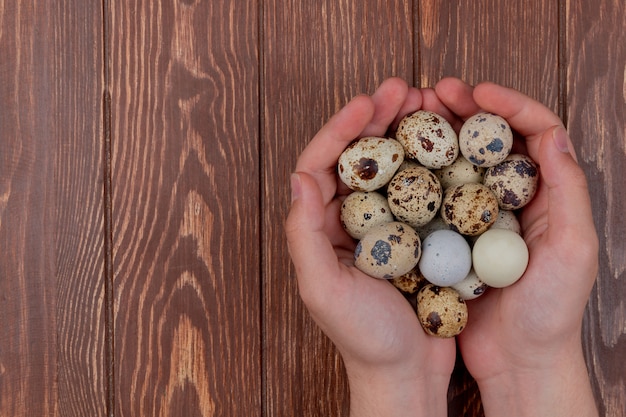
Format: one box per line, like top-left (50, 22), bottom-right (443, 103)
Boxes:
top-left (285, 78), bottom-right (456, 389)
top-left (434, 78), bottom-right (599, 386)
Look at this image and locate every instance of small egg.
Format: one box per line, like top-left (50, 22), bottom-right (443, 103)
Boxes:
top-left (354, 222), bottom-right (421, 279)
top-left (483, 154), bottom-right (539, 210)
top-left (490, 209), bottom-right (521, 234)
top-left (338, 137), bottom-right (405, 191)
top-left (451, 269), bottom-right (488, 300)
top-left (387, 166), bottom-right (443, 228)
top-left (434, 155), bottom-right (486, 189)
top-left (340, 191), bottom-right (394, 239)
top-left (472, 228), bottom-right (529, 288)
top-left (417, 284), bottom-right (468, 338)
top-left (441, 183), bottom-right (499, 236)
top-left (460, 112), bottom-right (513, 167)
top-left (418, 230), bottom-right (472, 287)
top-left (390, 268), bottom-right (427, 294)
top-left (395, 110), bottom-right (458, 169)
top-left (415, 215), bottom-right (451, 241)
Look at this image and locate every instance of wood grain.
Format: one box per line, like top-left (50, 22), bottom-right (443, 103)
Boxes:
top-left (566, 0), bottom-right (626, 415)
top-left (262, 1), bottom-right (414, 415)
top-left (108, 1), bottom-right (261, 415)
top-left (0, 1), bottom-right (106, 416)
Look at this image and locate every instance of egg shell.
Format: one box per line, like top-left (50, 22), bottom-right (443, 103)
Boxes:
top-left (387, 166), bottom-right (443, 228)
top-left (451, 269), bottom-right (488, 300)
top-left (434, 155), bottom-right (486, 189)
top-left (483, 154), bottom-right (539, 210)
top-left (395, 110), bottom-right (458, 169)
top-left (417, 284), bottom-right (468, 338)
top-left (415, 215), bottom-right (451, 241)
top-left (490, 209), bottom-right (522, 234)
top-left (472, 228), bottom-right (529, 288)
top-left (460, 112), bottom-right (513, 167)
top-left (418, 230), bottom-right (472, 287)
top-left (340, 191), bottom-right (394, 239)
top-left (354, 222), bottom-right (421, 279)
top-left (390, 268), bottom-right (427, 294)
top-left (441, 183), bottom-right (499, 236)
top-left (338, 136), bottom-right (405, 191)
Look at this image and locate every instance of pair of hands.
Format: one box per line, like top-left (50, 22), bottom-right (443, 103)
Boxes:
top-left (285, 77), bottom-right (599, 416)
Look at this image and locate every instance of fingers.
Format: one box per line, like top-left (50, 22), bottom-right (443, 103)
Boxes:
top-left (434, 77), bottom-right (481, 118)
top-left (296, 95), bottom-right (375, 201)
top-left (286, 172), bottom-right (344, 296)
top-left (361, 77), bottom-right (410, 137)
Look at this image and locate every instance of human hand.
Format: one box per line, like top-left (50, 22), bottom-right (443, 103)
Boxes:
top-left (433, 78), bottom-right (599, 416)
top-left (285, 78), bottom-right (456, 417)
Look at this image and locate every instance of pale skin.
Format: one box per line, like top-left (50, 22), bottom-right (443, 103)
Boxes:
top-left (285, 77), bottom-right (599, 417)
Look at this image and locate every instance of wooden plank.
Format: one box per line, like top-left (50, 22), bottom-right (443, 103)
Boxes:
top-left (262, 1), bottom-right (414, 415)
top-left (0, 1), bottom-right (106, 416)
top-left (566, 0), bottom-right (626, 414)
top-left (108, 1), bottom-right (262, 415)
top-left (416, 1), bottom-right (560, 414)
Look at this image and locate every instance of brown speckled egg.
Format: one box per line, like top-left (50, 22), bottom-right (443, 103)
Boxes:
top-left (387, 166), bottom-right (443, 228)
top-left (483, 154), bottom-right (539, 210)
top-left (340, 191), bottom-right (394, 240)
top-left (459, 112), bottom-right (513, 167)
top-left (390, 268), bottom-right (427, 294)
top-left (451, 269), bottom-right (488, 301)
top-left (441, 183), bottom-right (499, 236)
top-left (434, 155), bottom-right (486, 190)
top-left (416, 284), bottom-right (468, 338)
top-left (395, 110), bottom-right (458, 169)
top-left (490, 210), bottom-right (522, 234)
top-left (354, 222), bottom-right (421, 279)
top-left (338, 137), bottom-right (405, 191)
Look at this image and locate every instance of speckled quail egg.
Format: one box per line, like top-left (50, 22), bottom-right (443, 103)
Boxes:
top-left (354, 222), bottom-right (421, 279)
top-left (415, 215), bottom-right (451, 241)
top-left (395, 110), bottom-right (458, 169)
top-left (340, 191), bottom-right (394, 240)
top-left (441, 183), bottom-right (499, 236)
top-left (483, 154), bottom-right (539, 210)
top-left (417, 284), bottom-right (468, 338)
top-left (387, 166), bottom-right (442, 228)
top-left (390, 268), bottom-right (427, 294)
top-left (338, 136), bottom-right (405, 191)
top-left (418, 230), bottom-right (472, 287)
top-left (490, 209), bottom-right (522, 234)
top-left (451, 269), bottom-right (488, 300)
top-left (472, 228), bottom-right (529, 288)
top-left (434, 155), bottom-right (486, 189)
top-left (460, 112), bottom-right (513, 167)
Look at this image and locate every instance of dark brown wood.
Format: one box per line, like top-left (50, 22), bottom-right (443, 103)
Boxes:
top-left (0, 1), bottom-right (107, 416)
top-left (262, 1), bottom-right (414, 415)
top-left (107, 1), bottom-right (262, 416)
top-left (1, 0), bottom-right (625, 416)
top-left (566, 1), bottom-right (626, 415)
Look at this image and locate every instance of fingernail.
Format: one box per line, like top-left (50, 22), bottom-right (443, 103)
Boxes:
top-left (290, 173), bottom-right (301, 203)
top-left (553, 126), bottom-right (579, 162)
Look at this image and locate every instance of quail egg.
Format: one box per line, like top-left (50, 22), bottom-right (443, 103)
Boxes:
top-left (417, 284), bottom-right (468, 338)
top-left (354, 222), bottom-right (421, 279)
top-left (483, 154), bottom-right (539, 210)
top-left (451, 269), bottom-right (488, 300)
top-left (434, 155), bottom-right (486, 189)
top-left (418, 230), bottom-right (472, 287)
top-left (338, 136), bottom-right (405, 191)
top-left (460, 112), bottom-right (513, 167)
top-left (472, 228), bottom-right (529, 288)
top-left (395, 110), bottom-right (458, 169)
top-left (440, 183), bottom-right (499, 236)
top-left (340, 191), bottom-right (394, 239)
top-left (387, 166), bottom-right (443, 228)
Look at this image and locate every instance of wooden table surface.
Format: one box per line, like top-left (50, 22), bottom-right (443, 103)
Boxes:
top-left (1, 1), bottom-right (624, 416)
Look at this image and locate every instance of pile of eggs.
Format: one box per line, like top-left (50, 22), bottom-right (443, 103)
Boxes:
top-left (337, 111), bottom-right (539, 338)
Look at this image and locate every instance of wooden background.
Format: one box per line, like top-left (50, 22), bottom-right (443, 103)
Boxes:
top-left (0, 0), bottom-right (624, 416)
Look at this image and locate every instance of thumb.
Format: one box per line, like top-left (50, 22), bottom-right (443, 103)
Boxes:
top-left (285, 172), bottom-right (343, 294)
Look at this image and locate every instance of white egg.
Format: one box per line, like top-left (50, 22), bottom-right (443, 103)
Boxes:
top-left (418, 230), bottom-right (472, 286)
top-left (472, 228), bottom-right (529, 288)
